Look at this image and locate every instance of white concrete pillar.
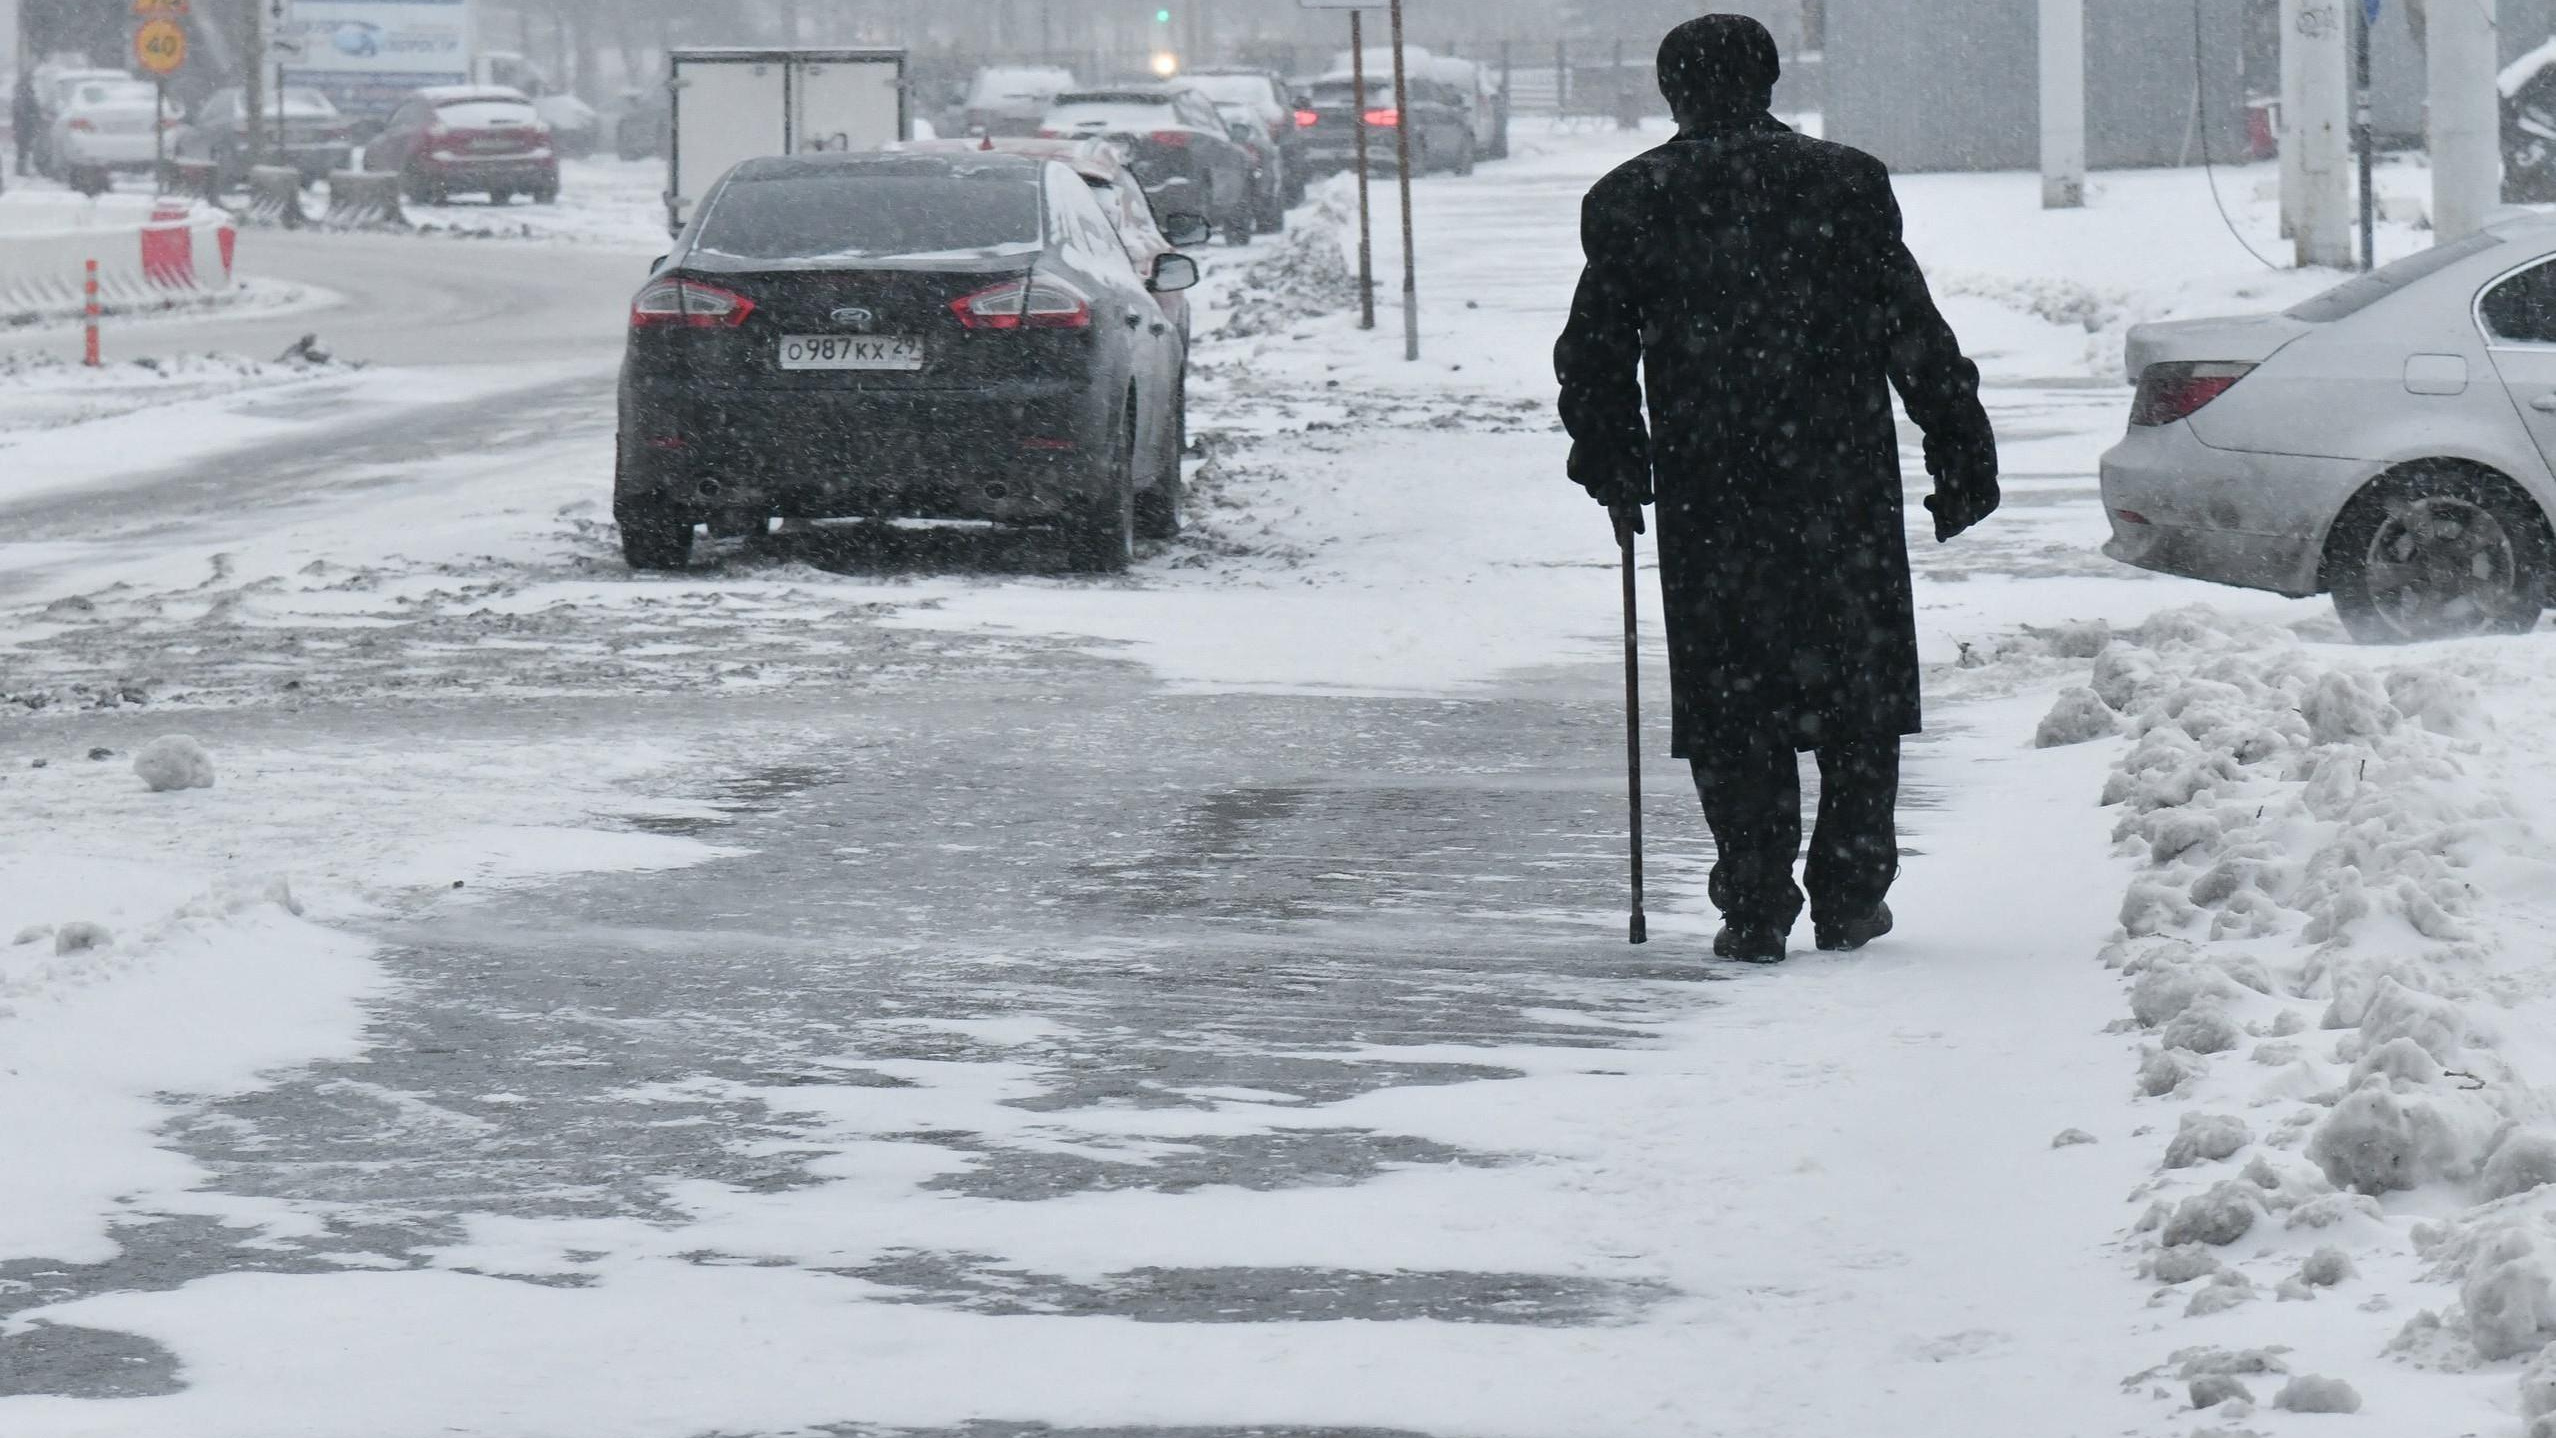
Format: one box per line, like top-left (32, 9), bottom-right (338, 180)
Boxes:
top-left (2289, 0), bottom-right (2356, 267)
top-left (2040, 0), bottom-right (2086, 208)
top-left (2430, 0), bottom-right (2502, 242)
top-left (2280, 0), bottom-right (2306, 236)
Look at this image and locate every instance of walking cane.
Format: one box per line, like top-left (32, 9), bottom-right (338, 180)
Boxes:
top-left (1618, 508), bottom-right (1648, 945)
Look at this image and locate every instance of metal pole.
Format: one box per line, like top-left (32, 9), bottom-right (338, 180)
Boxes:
top-left (1352, 11), bottom-right (1375, 331)
top-left (246, 0), bottom-right (269, 169)
top-left (2038, 0), bottom-right (2084, 208)
top-left (1619, 519), bottom-right (1647, 946)
top-left (1389, 0), bottom-right (1417, 361)
top-left (2355, 0), bottom-right (2375, 270)
top-left (154, 77), bottom-right (167, 190)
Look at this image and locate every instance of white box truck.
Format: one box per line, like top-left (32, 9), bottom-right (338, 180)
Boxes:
top-left (664, 48), bottom-right (909, 234)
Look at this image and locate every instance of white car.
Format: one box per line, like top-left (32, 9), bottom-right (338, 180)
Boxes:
top-left (2102, 213), bottom-right (2556, 643)
top-left (48, 77), bottom-right (181, 192)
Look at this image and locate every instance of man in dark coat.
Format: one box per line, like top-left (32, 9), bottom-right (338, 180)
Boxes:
top-left (1554, 14), bottom-right (1998, 964)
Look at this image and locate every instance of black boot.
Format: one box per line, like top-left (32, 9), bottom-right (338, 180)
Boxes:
top-left (1814, 902), bottom-right (1893, 953)
top-left (1713, 922), bottom-right (1789, 964)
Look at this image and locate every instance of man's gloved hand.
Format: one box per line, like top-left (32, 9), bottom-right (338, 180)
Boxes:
top-left (1608, 497), bottom-right (1646, 542)
top-left (1570, 441), bottom-right (1652, 537)
top-left (1925, 472), bottom-right (2000, 543)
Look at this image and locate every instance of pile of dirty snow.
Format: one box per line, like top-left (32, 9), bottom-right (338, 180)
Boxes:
top-left (0, 345), bottom-right (355, 436)
top-left (2037, 605), bottom-right (2556, 1430)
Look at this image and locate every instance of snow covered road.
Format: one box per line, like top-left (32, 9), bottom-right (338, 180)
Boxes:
top-left (9, 121), bottom-right (2556, 1436)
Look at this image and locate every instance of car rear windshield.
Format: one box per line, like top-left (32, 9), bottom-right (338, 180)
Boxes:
top-left (1185, 74), bottom-right (1280, 109)
top-left (1044, 99), bottom-right (1175, 132)
top-left (2286, 231), bottom-right (2502, 321)
top-left (73, 81), bottom-right (158, 108)
top-left (1309, 79), bottom-right (1393, 105)
top-left (692, 172), bottom-right (1042, 264)
top-left (435, 99), bottom-right (539, 129)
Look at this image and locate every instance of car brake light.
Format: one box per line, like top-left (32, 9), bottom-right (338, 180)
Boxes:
top-left (631, 276), bottom-right (755, 329)
top-left (2129, 361), bottom-right (2255, 427)
top-left (1362, 108), bottom-right (1400, 127)
top-left (951, 275), bottom-right (1092, 330)
top-left (1149, 129), bottom-right (1192, 148)
top-left (1036, 127), bottom-right (1063, 138)
top-left (67, 118), bottom-right (95, 132)
top-left (1294, 109), bottom-right (1319, 128)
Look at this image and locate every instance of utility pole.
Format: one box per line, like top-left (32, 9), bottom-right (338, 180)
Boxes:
top-left (245, 0), bottom-right (269, 169)
top-left (2286, 0), bottom-right (2354, 267)
top-left (2428, 0), bottom-right (2499, 244)
top-left (2038, 0), bottom-right (2084, 208)
top-left (1389, 0), bottom-right (1417, 360)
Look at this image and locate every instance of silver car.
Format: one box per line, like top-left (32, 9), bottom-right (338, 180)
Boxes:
top-left (2102, 212), bottom-right (2556, 642)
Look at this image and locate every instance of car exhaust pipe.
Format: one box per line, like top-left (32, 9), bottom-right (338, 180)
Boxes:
top-left (696, 479), bottom-right (723, 498)
top-left (983, 482), bottom-right (1010, 500)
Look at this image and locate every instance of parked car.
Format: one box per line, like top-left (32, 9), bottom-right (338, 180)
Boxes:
top-left (1183, 67), bottom-right (1308, 204)
top-left (1039, 86), bottom-right (1256, 245)
top-left (890, 136), bottom-right (1212, 344)
top-left (613, 152), bottom-right (1200, 572)
top-left (1417, 53), bottom-right (1509, 162)
top-left (48, 77), bottom-right (181, 193)
top-left (1213, 102), bottom-right (1288, 234)
top-left (363, 86), bottom-right (559, 205)
top-left (1297, 69), bottom-right (1477, 178)
top-left (965, 65), bottom-right (1078, 137)
top-left (604, 87), bottom-right (669, 161)
top-left (175, 87), bottom-right (356, 188)
top-left (2505, 40), bottom-right (2556, 202)
top-left (480, 50), bottom-right (600, 157)
top-left (2101, 214), bottom-right (2556, 643)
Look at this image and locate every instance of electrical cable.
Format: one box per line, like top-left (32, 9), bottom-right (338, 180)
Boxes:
top-left (2194, 0), bottom-right (2289, 271)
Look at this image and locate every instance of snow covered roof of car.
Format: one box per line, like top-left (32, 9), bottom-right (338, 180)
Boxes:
top-left (889, 136), bottom-right (1127, 184)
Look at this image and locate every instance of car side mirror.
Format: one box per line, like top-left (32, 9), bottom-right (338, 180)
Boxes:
top-left (1161, 211), bottom-right (1210, 246)
top-left (1149, 253), bottom-right (1200, 294)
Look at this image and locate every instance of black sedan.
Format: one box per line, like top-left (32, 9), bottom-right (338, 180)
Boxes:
top-left (175, 87), bottom-right (355, 187)
top-left (1039, 86), bottom-right (1257, 245)
top-left (614, 152), bottom-right (1200, 573)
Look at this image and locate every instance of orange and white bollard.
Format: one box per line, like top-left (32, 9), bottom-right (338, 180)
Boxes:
top-left (83, 258), bottom-right (101, 367)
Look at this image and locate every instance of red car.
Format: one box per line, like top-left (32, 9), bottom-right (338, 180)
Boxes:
top-left (364, 85), bottom-right (559, 205)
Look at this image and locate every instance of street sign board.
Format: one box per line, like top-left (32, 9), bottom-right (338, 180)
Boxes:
top-left (135, 18), bottom-right (188, 75)
top-left (2363, 0), bottom-right (2383, 21)
top-left (133, 0), bottom-right (190, 15)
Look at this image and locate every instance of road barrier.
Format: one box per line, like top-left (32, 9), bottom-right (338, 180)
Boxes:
top-left (243, 165), bottom-right (308, 229)
top-left (321, 171), bottom-right (409, 231)
top-left (0, 199), bottom-right (238, 327)
top-left (157, 158), bottom-right (224, 205)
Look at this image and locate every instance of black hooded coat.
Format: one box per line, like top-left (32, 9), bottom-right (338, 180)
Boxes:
top-left (1555, 108), bottom-right (1998, 759)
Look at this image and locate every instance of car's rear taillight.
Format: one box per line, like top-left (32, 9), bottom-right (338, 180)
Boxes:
top-left (1149, 129), bottom-right (1193, 148)
top-left (951, 274), bottom-right (1092, 330)
top-left (1293, 109), bottom-right (1317, 128)
top-left (1362, 108), bottom-right (1400, 127)
top-left (631, 276), bottom-right (755, 329)
top-left (2129, 361), bottom-right (2254, 426)
top-left (1036, 127), bottom-right (1063, 138)
top-left (67, 118), bottom-right (94, 132)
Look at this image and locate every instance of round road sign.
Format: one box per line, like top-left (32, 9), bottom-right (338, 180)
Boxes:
top-left (135, 19), bottom-right (188, 76)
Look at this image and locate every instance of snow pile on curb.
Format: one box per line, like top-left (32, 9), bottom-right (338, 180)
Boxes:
top-left (0, 345), bottom-right (352, 436)
top-left (2059, 606), bottom-right (2556, 1427)
top-left (1208, 172), bottom-right (1362, 341)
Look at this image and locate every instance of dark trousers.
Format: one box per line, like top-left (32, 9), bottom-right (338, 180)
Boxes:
top-left (1689, 730), bottom-right (1900, 931)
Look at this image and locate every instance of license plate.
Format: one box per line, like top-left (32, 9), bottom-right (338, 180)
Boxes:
top-left (778, 335), bottom-right (924, 371)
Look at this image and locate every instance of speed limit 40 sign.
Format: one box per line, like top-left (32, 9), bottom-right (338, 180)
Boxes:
top-left (134, 17), bottom-right (187, 75)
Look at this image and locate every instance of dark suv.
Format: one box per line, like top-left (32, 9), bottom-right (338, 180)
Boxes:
top-left (614, 152), bottom-right (1200, 572)
top-left (1040, 86), bottom-right (1257, 245)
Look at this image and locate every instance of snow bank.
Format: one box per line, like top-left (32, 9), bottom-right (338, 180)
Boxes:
top-left (2053, 604), bottom-right (2556, 1424)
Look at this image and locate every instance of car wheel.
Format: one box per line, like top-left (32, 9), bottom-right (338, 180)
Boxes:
top-left (532, 182), bottom-right (559, 204)
top-left (1066, 402), bottom-right (1139, 572)
top-left (1452, 134), bottom-right (1477, 176)
top-left (404, 165), bottom-right (447, 206)
top-left (489, 186), bottom-right (514, 205)
top-left (2326, 465), bottom-right (2550, 643)
top-left (617, 494), bottom-right (695, 571)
